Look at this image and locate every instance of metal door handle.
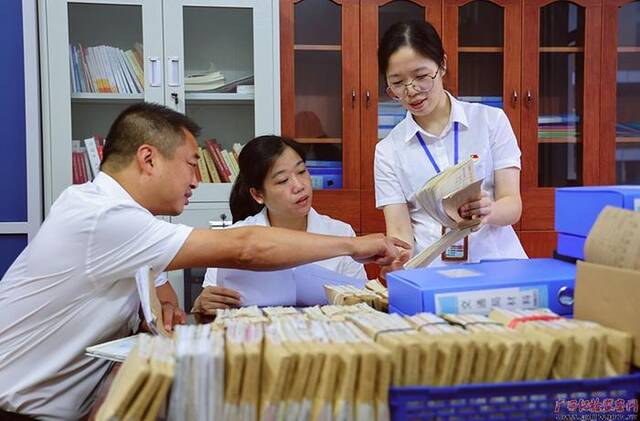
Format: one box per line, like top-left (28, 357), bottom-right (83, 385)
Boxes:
top-left (512, 90), bottom-right (518, 103)
top-left (526, 90), bottom-right (532, 104)
top-left (366, 90), bottom-right (371, 108)
top-left (351, 89), bottom-right (356, 108)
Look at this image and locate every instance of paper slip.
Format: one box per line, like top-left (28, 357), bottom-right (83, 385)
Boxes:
top-left (85, 335), bottom-right (139, 362)
top-left (135, 266), bottom-right (169, 336)
top-left (217, 263), bottom-right (365, 307)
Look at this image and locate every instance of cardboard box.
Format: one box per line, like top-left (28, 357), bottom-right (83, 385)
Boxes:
top-left (555, 186), bottom-right (640, 260)
top-left (574, 260), bottom-right (640, 366)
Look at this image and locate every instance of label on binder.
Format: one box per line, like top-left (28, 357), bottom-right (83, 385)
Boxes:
top-left (434, 285), bottom-right (548, 315)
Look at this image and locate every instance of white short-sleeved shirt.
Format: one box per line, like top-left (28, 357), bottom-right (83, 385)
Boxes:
top-left (0, 172), bottom-right (192, 420)
top-left (203, 207), bottom-right (367, 294)
top-left (375, 92), bottom-right (527, 265)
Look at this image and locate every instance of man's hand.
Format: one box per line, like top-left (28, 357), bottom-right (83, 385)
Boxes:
top-left (379, 247), bottom-right (413, 283)
top-left (161, 301), bottom-right (187, 332)
top-left (459, 191), bottom-right (493, 224)
top-left (192, 286), bottom-right (242, 316)
top-left (351, 234), bottom-right (411, 266)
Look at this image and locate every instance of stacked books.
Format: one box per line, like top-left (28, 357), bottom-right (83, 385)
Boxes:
top-left (196, 140), bottom-right (242, 183)
top-left (69, 43), bottom-right (144, 94)
top-left (538, 115), bottom-right (581, 142)
top-left (72, 136), bottom-right (104, 184)
top-left (185, 72), bottom-right (254, 93)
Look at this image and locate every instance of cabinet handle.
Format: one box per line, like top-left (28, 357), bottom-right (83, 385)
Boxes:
top-left (171, 92), bottom-right (179, 105)
top-left (168, 57), bottom-right (181, 87)
top-left (148, 57), bottom-right (161, 87)
top-left (526, 90), bottom-right (533, 105)
top-left (512, 90), bottom-right (518, 103)
top-left (351, 89), bottom-right (356, 108)
top-left (366, 90), bottom-right (371, 108)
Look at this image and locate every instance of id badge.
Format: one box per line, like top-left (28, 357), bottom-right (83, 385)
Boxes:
top-left (441, 226), bottom-right (469, 262)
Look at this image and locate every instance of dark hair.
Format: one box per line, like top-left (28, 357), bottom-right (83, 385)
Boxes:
top-left (378, 20), bottom-right (445, 76)
top-left (229, 135), bottom-right (306, 223)
top-left (101, 102), bottom-right (201, 171)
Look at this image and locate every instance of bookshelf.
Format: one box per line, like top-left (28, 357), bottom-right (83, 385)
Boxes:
top-left (40, 0), bottom-right (280, 309)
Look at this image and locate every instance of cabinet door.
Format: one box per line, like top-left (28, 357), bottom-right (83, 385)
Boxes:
top-left (280, 0), bottom-right (361, 227)
top-left (601, 0), bottom-right (640, 184)
top-left (42, 0), bottom-right (163, 210)
top-left (443, 0), bottom-right (520, 134)
top-left (360, 0), bottom-right (441, 234)
top-left (163, 0), bottom-right (277, 203)
top-left (521, 0), bottom-right (601, 238)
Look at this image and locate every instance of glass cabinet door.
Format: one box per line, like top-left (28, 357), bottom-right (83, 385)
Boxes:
top-left (537, 2), bottom-right (585, 187)
top-left (359, 0), bottom-right (439, 235)
top-left (443, 0), bottom-right (521, 138)
top-left (42, 0), bottom-right (163, 208)
top-left (521, 0), bottom-right (600, 233)
top-left (280, 0), bottom-right (358, 191)
top-left (614, 1), bottom-right (640, 184)
top-left (163, 0), bottom-right (276, 202)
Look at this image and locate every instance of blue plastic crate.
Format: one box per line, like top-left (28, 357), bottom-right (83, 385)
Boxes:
top-left (389, 373), bottom-right (640, 420)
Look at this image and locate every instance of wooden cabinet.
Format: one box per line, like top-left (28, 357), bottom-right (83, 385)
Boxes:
top-left (282, 0), bottom-right (639, 259)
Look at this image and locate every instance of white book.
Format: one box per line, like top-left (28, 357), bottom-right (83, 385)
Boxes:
top-left (84, 137), bottom-right (101, 177)
top-left (106, 46), bottom-right (125, 93)
top-left (98, 46), bottom-right (117, 92)
top-left (85, 335), bottom-right (139, 362)
top-left (86, 47), bottom-right (99, 92)
top-left (113, 47), bottom-right (134, 94)
top-left (78, 44), bottom-right (95, 92)
top-left (236, 85), bottom-right (254, 94)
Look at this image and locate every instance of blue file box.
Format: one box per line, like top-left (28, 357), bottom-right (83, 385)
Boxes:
top-left (387, 258), bottom-right (576, 316)
top-left (555, 186), bottom-right (640, 259)
top-left (308, 167), bottom-right (342, 189)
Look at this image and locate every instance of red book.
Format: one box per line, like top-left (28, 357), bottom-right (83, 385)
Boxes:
top-left (205, 139), bottom-right (231, 182)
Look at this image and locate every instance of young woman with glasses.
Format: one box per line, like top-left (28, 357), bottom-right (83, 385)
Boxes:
top-left (375, 20), bottom-right (526, 277)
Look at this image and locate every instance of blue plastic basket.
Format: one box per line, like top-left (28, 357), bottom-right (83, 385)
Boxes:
top-left (389, 373), bottom-right (640, 420)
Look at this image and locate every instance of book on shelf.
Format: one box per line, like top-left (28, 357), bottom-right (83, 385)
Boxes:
top-left (69, 43), bottom-right (144, 94)
top-left (405, 158), bottom-right (483, 269)
top-left (195, 141), bottom-right (244, 184)
top-left (235, 85), bottom-right (255, 94)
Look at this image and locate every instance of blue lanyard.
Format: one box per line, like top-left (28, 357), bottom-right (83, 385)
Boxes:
top-left (415, 122), bottom-right (459, 174)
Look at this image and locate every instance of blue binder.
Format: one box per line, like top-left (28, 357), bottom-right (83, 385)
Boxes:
top-left (387, 258), bottom-right (576, 316)
top-left (555, 186), bottom-right (640, 259)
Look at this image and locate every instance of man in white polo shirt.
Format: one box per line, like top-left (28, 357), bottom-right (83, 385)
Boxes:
top-left (0, 103), bottom-right (403, 420)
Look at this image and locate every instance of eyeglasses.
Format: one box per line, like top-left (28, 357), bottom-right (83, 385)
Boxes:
top-left (386, 68), bottom-right (440, 100)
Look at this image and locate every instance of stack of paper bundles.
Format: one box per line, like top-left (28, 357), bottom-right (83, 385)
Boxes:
top-left (347, 312), bottom-right (425, 388)
top-left (405, 313), bottom-right (479, 385)
top-left (324, 280), bottom-right (389, 311)
top-left (96, 334), bottom-right (174, 421)
top-left (443, 314), bottom-right (533, 383)
top-left (490, 308), bottom-right (632, 378)
top-left (167, 325), bottom-right (224, 421)
top-left (221, 322), bottom-right (263, 421)
top-left (214, 306), bottom-right (268, 326)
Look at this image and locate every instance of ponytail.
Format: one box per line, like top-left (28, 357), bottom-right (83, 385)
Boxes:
top-left (229, 174), bottom-right (264, 223)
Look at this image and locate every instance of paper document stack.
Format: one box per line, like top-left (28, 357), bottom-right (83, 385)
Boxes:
top-left (324, 279), bottom-right (389, 311)
top-left (96, 335), bottom-right (174, 421)
top-left (97, 304), bottom-right (633, 420)
top-left (167, 325), bottom-right (224, 421)
top-left (406, 158), bottom-right (483, 269)
top-left (185, 71), bottom-right (225, 92)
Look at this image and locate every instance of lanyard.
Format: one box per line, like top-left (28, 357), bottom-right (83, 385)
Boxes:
top-left (415, 121), bottom-right (459, 174)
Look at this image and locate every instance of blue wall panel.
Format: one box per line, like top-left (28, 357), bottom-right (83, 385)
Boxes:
top-left (0, 1), bottom-right (28, 222)
top-left (0, 235), bottom-right (27, 278)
